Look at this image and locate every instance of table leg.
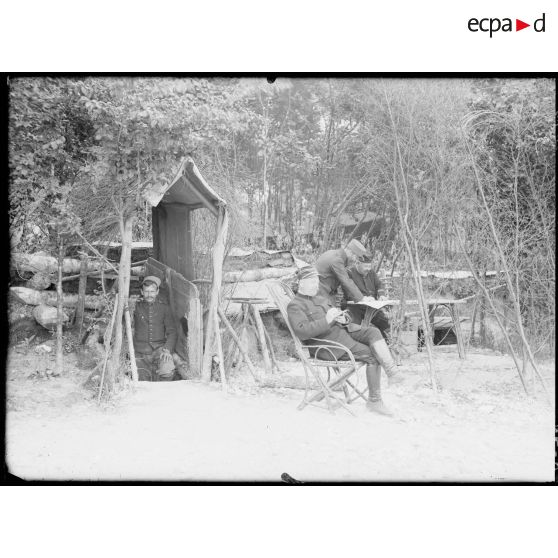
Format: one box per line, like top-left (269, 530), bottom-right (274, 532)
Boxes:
top-left (428, 304), bottom-right (436, 344)
top-left (450, 304), bottom-right (466, 359)
top-left (251, 304), bottom-right (272, 375)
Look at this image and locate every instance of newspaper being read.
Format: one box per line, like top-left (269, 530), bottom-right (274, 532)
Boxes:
top-left (347, 298), bottom-right (398, 310)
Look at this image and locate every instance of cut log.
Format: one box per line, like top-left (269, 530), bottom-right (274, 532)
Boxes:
top-left (11, 253), bottom-right (144, 276)
top-left (12, 253), bottom-right (113, 275)
top-left (10, 286), bottom-right (104, 310)
top-left (25, 271), bottom-right (54, 290)
top-left (33, 304), bottom-right (70, 330)
top-left (223, 267), bottom-right (296, 283)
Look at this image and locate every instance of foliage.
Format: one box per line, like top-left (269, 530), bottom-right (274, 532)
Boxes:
top-left (9, 77), bottom-right (555, 357)
top-left (463, 78), bottom-right (555, 355)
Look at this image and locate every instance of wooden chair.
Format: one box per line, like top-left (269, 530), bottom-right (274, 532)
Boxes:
top-left (267, 281), bottom-right (368, 415)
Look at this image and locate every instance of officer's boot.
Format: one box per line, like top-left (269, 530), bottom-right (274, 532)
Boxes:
top-left (371, 338), bottom-right (404, 386)
top-left (365, 364), bottom-right (394, 416)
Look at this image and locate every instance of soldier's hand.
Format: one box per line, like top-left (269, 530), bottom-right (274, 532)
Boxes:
top-left (326, 308), bottom-right (343, 324)
top-left (379, 295), bottom-right (388, 301)
top-left (160, 349), bottom-right (173, 363)
top-left (362, 295), bottom-right (377, 303)
top-left (335, 311), bottom-right (350, 325)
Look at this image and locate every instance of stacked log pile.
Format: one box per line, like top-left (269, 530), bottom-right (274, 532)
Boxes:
top-left (9, 250), bottom-right (136, 334)
top-left (10, 246), bottom-right (302, 339)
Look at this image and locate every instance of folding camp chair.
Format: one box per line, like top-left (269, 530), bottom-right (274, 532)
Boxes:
top-left (267, 281), bottom-right (368, 415)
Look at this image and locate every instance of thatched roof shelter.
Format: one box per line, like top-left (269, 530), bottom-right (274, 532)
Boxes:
top-left (142, 157), bottom-right (228, 384)
top-left (143, 156), bottom-right (226, 282)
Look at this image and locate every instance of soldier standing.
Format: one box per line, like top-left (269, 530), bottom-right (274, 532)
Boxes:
top-left (344, 259), bottom-right (391, 341)
top-left (315, 239), bottom-right (375, 305)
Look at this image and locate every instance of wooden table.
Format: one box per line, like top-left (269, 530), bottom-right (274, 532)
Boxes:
top-left (224, 297), bottom-right (280, 374)
top-left (350, 298), bottom-right (468, 359)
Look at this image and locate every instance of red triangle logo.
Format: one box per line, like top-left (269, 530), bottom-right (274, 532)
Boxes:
top-left (516, 19), bottom-right (530, 31)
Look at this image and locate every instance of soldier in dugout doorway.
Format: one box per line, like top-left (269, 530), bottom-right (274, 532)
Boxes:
top-left (133, 276), bottom-right (178, 381)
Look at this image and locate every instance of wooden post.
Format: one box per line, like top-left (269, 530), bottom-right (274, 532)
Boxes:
top-left (109, 213), bottom-right (134, 384)
top-left (217, 307), bottom-right (259, 382)
top-left (75, 253), bottom-right (88, 336)
top-left (450, 304), bottom-right (466, 359)
top-left (428, 304), bottom-right (436, 344)
top-left (251, 304), bottom-right (272, 375)
top-left (479, 294), bottom-right (487, 347)
top-left (98, 294), bottom-right (119, 404)
top-left (56, 233), bottom-right (64, 376)
top-left (152, 207), bottom-right (161, 262)
top-left (124, 306), bottom-right (138, 382)
top-left (262, 325), bottom-right (282, 374)
top-left (214, 308), bottom-right (227, 390)
top-left (202, 206), bottom-right (228, 382)
top-left (469, 296), bottom-right (479, 347)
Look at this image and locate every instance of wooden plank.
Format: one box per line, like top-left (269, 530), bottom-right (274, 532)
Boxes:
top-left (349, 298), bottom-right (469, 308)
top-left (151, 207), bottom-right (160, 262)
top-left (183, 208), bottom-right (194, 281)
top-left (152, 204), bottom-right (195, 281)
top-left (145, 257), bottom-right (203, 374)
top-left (188, 298), bottom-right (203, 377)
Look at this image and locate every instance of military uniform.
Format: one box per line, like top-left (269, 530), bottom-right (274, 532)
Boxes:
top-left (133, 298), bottom-right (177, 381)
top-left (344, 266), bottom-right (390, 339)
top-left (348, 266), bottom-right (385, 299)
top-left (286, 292), bottom-right (382, 364)
top-left (315, 248), bottom-right (365, 304)
top-left (288, 264), bottom-right (403, 412)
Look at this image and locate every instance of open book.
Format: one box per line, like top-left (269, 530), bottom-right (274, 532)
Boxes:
top-left (346, 299), bottom-right (398, 310)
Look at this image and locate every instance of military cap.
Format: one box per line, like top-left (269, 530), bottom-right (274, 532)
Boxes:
top-left (297, 266), bottom-right (319, 280)
top-left (142, 275), bottom-right (161, 288)
top-left (346, 239), bottom-right (371, 258)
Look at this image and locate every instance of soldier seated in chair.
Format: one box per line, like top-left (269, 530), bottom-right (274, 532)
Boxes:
top-left (286, 266), bottom-right (404, 416)
top-left (133, 276), bottom-right (179, 382)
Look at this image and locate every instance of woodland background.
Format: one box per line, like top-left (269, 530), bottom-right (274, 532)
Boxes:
top-left (8, 77), bottom-right (556, 360)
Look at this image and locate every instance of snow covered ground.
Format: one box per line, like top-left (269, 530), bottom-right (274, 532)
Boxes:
top-left (6, 347), bottom-right (555, 482)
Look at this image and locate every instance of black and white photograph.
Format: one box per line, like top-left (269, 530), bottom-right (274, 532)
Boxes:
top-left (5, 76), bottom-right (555, 483)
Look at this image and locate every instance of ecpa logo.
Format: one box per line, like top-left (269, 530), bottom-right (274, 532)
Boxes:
top-left (468, 13), bottom-right (546, 37)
